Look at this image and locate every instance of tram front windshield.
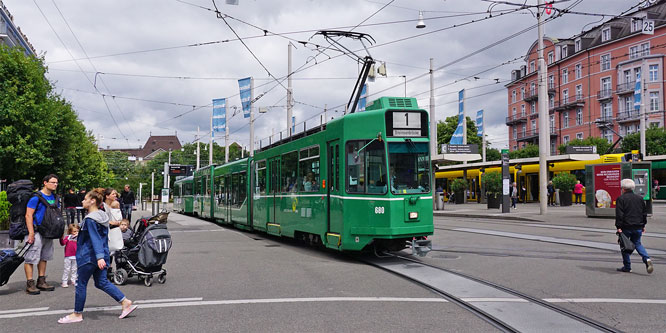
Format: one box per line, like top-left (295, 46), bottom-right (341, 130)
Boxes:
top-left (388, 142), bottom-right (430, 194)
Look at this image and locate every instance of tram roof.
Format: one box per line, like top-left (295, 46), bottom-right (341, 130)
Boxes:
top-left (434, 153), bottom-right (617, 171)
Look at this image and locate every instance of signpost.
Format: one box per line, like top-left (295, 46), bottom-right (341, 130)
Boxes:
top-left (441, 144), bottom-right (479, 154)
top-left (565, 146), bottom-right (597, 154)
top-left (501, 149), bottom-right (510, 213)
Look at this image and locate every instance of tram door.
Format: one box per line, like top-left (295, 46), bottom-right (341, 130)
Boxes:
top-left (327, 140), bottom-right (343, 236)
top-left (268, 157), bottom-right (280, 225)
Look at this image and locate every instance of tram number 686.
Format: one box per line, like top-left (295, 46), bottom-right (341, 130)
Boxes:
top-left (374, 207), bottom-right (385, 214)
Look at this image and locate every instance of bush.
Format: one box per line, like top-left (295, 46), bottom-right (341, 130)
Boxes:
top-left (552, 173), bottom-right (577, 192)
top-left (450, 178), bottom-right (467, 193)
top-left (482, 171), bottom-right (502, 197)
top-left (0, 191), bottom-right (8, 230)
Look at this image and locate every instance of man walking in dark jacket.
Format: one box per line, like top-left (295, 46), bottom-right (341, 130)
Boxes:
top-left (615, 179), bottom-right (653, 274)
top-left (120, 185), bottom-right (135, 221)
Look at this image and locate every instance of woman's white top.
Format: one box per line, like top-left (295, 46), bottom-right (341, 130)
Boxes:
top-left (103, 202), bottom-right (123, 225)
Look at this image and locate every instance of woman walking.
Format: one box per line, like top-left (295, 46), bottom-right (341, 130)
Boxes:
top-left (58, 188), bottom-right (137, 324)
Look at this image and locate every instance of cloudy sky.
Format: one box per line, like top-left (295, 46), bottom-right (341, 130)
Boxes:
top-left (5, 0), bottom-right (639, 151)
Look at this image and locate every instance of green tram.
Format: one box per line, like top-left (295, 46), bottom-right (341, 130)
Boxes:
top-left (182, 97), bottom-right (434, 252)
top-left (173, 176), bottom-right (194, 213)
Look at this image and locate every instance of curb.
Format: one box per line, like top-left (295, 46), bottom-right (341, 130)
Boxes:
top-left (433, 211), bottom-right (541, 222)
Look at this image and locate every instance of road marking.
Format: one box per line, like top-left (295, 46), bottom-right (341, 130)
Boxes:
top-left (545, 298), bottom-right (666, 304)
top-left (134, 297), bottom-right (203, 304)
top-left (0, 307), bottom-right (49, 315)
top-left (0, 297), bottom-right (448, 319)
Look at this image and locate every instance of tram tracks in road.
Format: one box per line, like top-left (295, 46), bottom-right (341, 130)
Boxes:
top-left (358, 253), bottom-right (622, 333)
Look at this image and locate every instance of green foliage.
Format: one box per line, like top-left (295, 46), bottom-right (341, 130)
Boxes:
top-left (552, 172), bottom-right (577, 192)
top-left (0, 45), bottom-right (109, 191)
top-left (437, 116), bottom-right (482, 147)
top-left (482, 171), bottom-right (502, 195)
top-left (485, 148), bottom-right (501, 161)
top-left (509, 144), bottom-right (540, 159)
top-left (558, 136), bottom-right (612, 155)
top-left (621, 127), bottom-right (666, 156)
top-left (450, 178), bottom-right (468, 193)
top-left (0, 191), bottom-right (8, 230)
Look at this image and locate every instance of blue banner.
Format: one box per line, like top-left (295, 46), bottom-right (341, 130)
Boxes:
top-left (212, 98), bottom-right (226, 137)
top-left (292, 116), bottom-right (295, 134)
top-left (450, 89), bottom-right (465, 144)
top-left (238, 77), bottom-right (252, 118)
top-left (634, 72), bottom-right (641, 111)
top-left (476, 110), bottom-right (483, 137)
top-left (357, 84), bottom-right (368, 112)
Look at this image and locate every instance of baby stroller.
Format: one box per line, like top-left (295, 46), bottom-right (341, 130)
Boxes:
top-left (112, 213), bottom-right (172, 287)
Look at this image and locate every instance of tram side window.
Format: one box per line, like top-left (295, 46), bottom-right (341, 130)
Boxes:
top-left (346, 140), bottom-right (386, 194)
top-left (239, 171), bottom-right (247, 207)
top-left (184, 182), bottom-right (192, 196)
top-left (231, 173), bottom-right (240, 207)
top-left (281, 151), bottom-right (298, 192)
top-left (256, 160), bottom-right (267, 195)
top-left (299, 146), bottom-right (320, 192)
top-left (216, 176), bottom-right (225, 205)
top-left (270, 159), bottom-right (279, 195)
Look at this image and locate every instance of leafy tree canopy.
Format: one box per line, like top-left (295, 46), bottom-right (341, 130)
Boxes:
top-left (509, 144), bottom-right (540, 159)
top-left (621, 127), bottom-right (666, 156)
top-left (558, 136), bottom-right (612, 155)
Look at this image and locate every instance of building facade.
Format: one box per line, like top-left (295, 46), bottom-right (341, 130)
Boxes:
top-left (0, 1), bottom-right (36, 56)
top-left (103, 135), bottom-right (183, 164)
top-left (506, 1), bottom-right (666, 153)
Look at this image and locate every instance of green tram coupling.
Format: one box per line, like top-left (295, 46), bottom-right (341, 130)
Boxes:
top-left (173, 97), bottom-right (433, 255)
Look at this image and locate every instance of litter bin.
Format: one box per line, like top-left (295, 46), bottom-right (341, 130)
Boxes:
top-left (436, 192), bottom-right (445, 210)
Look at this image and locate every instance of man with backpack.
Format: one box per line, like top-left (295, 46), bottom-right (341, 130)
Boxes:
top-left (24, 174), bottom-right (60, 294)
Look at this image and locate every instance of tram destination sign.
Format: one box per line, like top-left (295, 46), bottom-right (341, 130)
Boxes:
top-left (169, 164), bottom-right (193, 176)
top-left (441, 144), bottom-right (479, 154)
top-left (385, 111), bottom-right (428, 137)
top-left (565, 146), bottom-right (597, 154)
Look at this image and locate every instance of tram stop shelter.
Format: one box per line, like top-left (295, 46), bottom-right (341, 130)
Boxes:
top-left (585, 161), bottom-right (653, 218)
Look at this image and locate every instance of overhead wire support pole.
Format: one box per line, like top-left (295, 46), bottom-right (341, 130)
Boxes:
top-left (537, 0), bottom-right (549, 215)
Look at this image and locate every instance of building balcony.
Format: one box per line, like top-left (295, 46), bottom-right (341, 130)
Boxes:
top-left (616, 81), bottom-right (635, 95)
top-left (515, 129), bottom-right (558, 142)
top-left (524, 90), bottom-right (538, 102)
top-left (506, 113), bottom-right (528, 125)
top-left (548, 83), bottom-right (556, 95)
top-left (597, 89), bottom-right (613, 101)
top-left (595, 115), bottom-right (615, 127)
top-left (552, 94), bottom-right (585, 111)
top-left (616, 109), bottom-right (639, 123)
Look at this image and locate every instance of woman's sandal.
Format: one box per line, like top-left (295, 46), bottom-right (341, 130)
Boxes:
top-left (58, 315), bottom-right (83, 324)
top-left (119, 304), bottom-right (138, 319)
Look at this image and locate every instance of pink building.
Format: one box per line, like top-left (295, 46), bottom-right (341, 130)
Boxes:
top-left (506, 1), bottom-right (666, 153)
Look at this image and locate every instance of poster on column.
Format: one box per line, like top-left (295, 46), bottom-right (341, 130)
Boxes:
top-left (593, 164), bottom-right (622, 208)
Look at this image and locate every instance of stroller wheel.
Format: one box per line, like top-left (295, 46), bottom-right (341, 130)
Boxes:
top-left (157, 271), bottom-right (167, 284)
top-left (144, 275), bottom-right (153, 287)
top-left (113, 268), bottom-right (128, 285)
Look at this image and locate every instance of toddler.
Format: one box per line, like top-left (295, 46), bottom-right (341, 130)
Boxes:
top-left (120, 219), bottom-right (133, 243)
top-left (59, 225), bottom-right (79, 288)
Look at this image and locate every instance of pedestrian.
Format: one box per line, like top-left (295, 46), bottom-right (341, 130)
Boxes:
top-left (57, 188), bottom-right (137, 324)
top-left (120, 219), bottom-right (133, 244)
top-left (574, 180), bottom-right (585, 205)
top-left (547, 181), bottom-right (555, 206)
top-left (76, 188), bottom-right (86, 224)
top-left (120, 185), bottom-right (135, 221)
top-left (653, 179), bottom-right (660, 199)
top-left (64, 188), bottom-right (79, 225)
top-left (615, 179), bottom-right (653, 274)
top-left (24, 174), bottom-right (59, 295)
top-left (60, 224), bottom-right (79, 288)
top-left (510, 182), bottom-right (518, 209)
top-left (103, 188), bottom-right (123, 228)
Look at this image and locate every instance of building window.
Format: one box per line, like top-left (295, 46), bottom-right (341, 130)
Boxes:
top-left (551, 140), bottom-right (556, 155)
top-left (576, 108), bottom-right (583, 126)
top-left (575, 85), bottom-right (582, 100)
top-left (576, 132), bottom-right (584, 140)
top-left (548, 51), bottom-right (554, 64)
top-left (549, 115), bottom-right (555, 132)
top-left (575, 39), bottom-right (581, 52)
top-left (650, 91), bottom-right (659, 111)
top-left (513, 145), bottom-right (517, 151)
top-left (563, 135), bottom-right (570, 145)
top-left (561, 46), bottom-right (568, 58)
top-left (562, 89), bottom-right (569, 104)
top-left (563, 111), bottom-right (570, 128)
top-left (575, 63), bottom-right (582, 80)
top-left (530, 60), bottom-right (535, 73)
top-left (602, 102), bottom-right (612, 119)
top-left (512, 90), bottom-right (516, 103)
top-left (530, 102), bottom-right (536, 114)
top-left (562, 68), bottom-right (568, 84)
top-left (632, 17), bottom-right (644, 32)
top-left (627, 124), bottom-right (635, 134)
top-left (603, 129), bottom-right (613, 143)
top-left (549, 96), bottom-right (554, 109)
top-left (623, 96), bottom-right (633, 112)
top-left (513, 127), bottom-right (517, 139)
top-left (600, 54), bottom-right (611, 71)
top-left (649, 64), bottom-right (659, 82)
top-left (635, 67), bottom-right (642, 81)
top-left (512, 107), bottom-right (517, 116)
top-left (521, 104), bottom-right (525, 116)
top-left (530, 82), bottom-right (536, 96)
top-left (548, 74), bottom-right (554, 89)
top-left (601, 27), bottom-right (611, 42)
top-left (531, 119), bottom-right (537, 131)
top-left (624, 69), bottom-right (632, 84)
top-left (601, 77), bottom-right (612, 94)
top-left (521, 87), bottom-right (525, 99)
top-left (641, 42), bottom-right (650, 56)
top-left (629, 45), bottom-right (640, 59)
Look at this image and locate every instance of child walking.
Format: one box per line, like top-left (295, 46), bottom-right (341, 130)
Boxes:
top-left (60, 225), bottom-right (79, 288)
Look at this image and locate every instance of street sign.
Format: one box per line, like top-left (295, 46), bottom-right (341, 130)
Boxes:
top-left (565, 146), bottom-right (597, 154)
top-left (642, 20), bottom-right (655, 35)
top-left (545, 3), bottom-right (553, 15)
top-left (441, 144), bottom-right (479, 154)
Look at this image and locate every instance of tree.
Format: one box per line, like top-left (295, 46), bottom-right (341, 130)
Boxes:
top-left (621, 127), bottom-right (666, 156)
top-left (486, 148), bottom-right (501, 161)
top-left (0, 45), bottom-right (109, 190)
top-left (437, 116), bottom-right (481, 147)
top-left (509, 144), bottom-right (540, 159)
top-left (558, 136), bottom-right (612, 155)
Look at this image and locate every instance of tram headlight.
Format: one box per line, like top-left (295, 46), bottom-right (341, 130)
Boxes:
top-left (409, 212), bottom-right (418, 219)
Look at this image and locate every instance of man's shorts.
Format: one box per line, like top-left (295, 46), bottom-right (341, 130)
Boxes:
top-left (23, 232), bottom-right (54, 265)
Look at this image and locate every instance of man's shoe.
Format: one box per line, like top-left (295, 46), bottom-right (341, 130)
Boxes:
top-left (645, 259), bottom-right (654, 274)
top-left (36, 276), bottom-right (55, 291)
top-left (26, 280), bottom-right (40, 295)
top-left (616, 267), bottom-right (632, 273)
